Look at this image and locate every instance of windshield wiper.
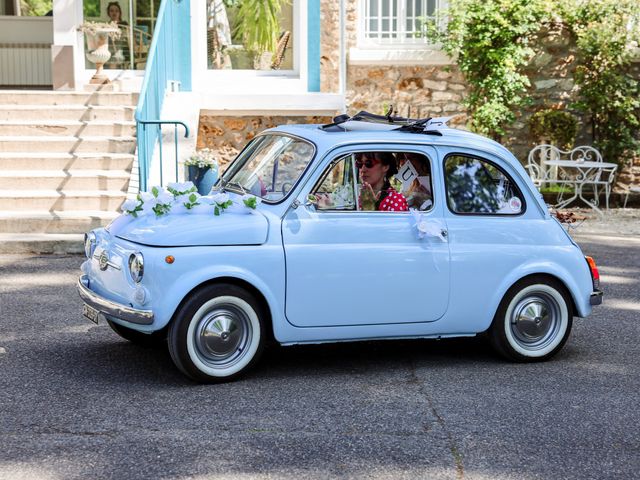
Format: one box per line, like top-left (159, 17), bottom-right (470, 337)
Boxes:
top-left (223, 181), bottom-right (247, 194)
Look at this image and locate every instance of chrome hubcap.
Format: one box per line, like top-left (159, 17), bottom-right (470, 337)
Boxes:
top-left (194, 305), bottom-right (251, 367)
top-left (510, 293), bottom-right (560, 350)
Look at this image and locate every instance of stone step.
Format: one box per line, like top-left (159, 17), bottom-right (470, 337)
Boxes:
top-left (0, 190), bottom-right (125, 211)
top-left (0, 152), bottom-right (135, 171)
top-left (0, 233), bottom-right (84, 254)
top-left (0, 105), bottom-right (136, 122)
top-left (0, 91), bottom-right (138, 107)
top-left (0, 210), bottom-right (119, 234)
top-left (0, 121), bottom-right (136, 137)
top-left (0, 136), bottom-right (136, 154)
top-left (0, 170), bottom-right (130, 191)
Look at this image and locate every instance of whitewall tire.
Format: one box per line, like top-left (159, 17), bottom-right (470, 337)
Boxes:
top-left (489, 277), bottom-right (573, 362)
top-left (168, 284), bottom-right (265, 382)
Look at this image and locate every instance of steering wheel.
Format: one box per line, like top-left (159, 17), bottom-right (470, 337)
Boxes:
top-left (282, 182), bottom-right (293, 195)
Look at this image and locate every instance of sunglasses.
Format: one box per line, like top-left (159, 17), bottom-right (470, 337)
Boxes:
top-left (355, 159), bottom-right (379, 169)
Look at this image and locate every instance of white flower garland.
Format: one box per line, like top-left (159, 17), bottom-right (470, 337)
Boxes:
top-left (121, 182), bottom-right (261, 218)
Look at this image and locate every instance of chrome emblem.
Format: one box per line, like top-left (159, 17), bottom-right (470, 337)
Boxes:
top-left (98, 252), bottom-right (110, 271)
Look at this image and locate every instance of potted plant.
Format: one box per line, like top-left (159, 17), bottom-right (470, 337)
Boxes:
top-left (78, 21), bottom-right (122, 84)
top-left (228, 0), bottom-right (286, 69)
top-left (185, 148), bottom-right (219, 195)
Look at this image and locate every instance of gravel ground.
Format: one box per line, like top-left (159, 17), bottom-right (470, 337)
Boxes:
top-left (560, 208), bottom-right (640, 235)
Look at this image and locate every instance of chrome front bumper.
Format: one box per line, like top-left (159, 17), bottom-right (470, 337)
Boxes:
top-left (77, 275), bottom-right (154, 325)
top-left (590, 290), bottom-right (603, 306)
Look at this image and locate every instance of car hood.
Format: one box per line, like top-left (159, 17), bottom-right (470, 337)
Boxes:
top-left (108, 211), bottom-right (269, 247)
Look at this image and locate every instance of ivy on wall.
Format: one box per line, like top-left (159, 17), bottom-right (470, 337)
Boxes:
top-left (429, 0), bottom-right (640, 165)
top-left (425, 0), bottom-right (546, 141)
top-left (562, 0), bottom-right (640, 165)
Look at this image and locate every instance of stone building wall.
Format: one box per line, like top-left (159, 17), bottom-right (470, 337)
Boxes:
top-left (196, 115), bottom-right (332, 172)
top-left (320, 0), bottom-right (467, 124)
top-left (196, 4), bottom-right (638, 194)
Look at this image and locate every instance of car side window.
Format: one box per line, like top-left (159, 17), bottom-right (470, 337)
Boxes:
top-left (394, 152), bottom-right (434, 211)
top-left (311, 155), bottom-right (357, 211)
top-left (444, 154), bottom-right (524, 215)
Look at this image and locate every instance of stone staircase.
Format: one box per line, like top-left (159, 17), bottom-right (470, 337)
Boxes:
top-left (0, 90), bottom-right (138, 254)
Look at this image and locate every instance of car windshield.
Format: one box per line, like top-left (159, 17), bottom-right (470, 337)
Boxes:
top-left (220, 134), bottom-right (315, 202)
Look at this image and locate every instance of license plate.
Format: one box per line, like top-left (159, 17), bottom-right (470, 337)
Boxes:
top-left (82, 303), bottom-right (99, 324)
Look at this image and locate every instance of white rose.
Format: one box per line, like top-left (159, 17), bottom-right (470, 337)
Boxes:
top-left (168, 181), bottom-right (195, 192)
top-left (122, 199), bottom-right (138, 213)
top-left (211, 192), bottom-right (230, 204)
top-left (156, 190), bottom-right (174, 205)
top-left (140, 191), bottom-right (154, 203)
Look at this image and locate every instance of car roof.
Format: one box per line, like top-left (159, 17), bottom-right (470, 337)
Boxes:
top-left (270, 123), bottom-right (518, 165)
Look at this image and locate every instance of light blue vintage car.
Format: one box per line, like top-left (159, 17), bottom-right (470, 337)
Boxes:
top-left (78, 114), bottom-right (603, 383)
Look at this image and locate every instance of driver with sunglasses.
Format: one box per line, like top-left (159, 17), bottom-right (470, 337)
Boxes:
top-left (356, 152), bottom-right (408, 212)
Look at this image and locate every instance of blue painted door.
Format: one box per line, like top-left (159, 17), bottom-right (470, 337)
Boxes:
top-left (281, 146), bottom-right (450, 328)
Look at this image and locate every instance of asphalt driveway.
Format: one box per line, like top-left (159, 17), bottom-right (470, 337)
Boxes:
top-left (0, 231), bottom-right (638, 480)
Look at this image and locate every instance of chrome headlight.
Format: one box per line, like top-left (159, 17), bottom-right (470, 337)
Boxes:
top-left (128, 253), bottom-right (144, 283)
top-left (84, 231), bottom-right (97, 259)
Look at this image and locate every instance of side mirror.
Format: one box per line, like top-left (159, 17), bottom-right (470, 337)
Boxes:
top-left (305, 194), bottom-right (318, 209)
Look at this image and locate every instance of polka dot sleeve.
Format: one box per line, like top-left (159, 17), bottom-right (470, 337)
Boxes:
top-left (379, 189), bottom-right (408, 212)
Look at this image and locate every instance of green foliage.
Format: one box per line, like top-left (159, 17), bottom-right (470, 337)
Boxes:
top-left (243, 196), bottom-right (258, 209)
top-left (528, 109), bottom-right (578, 150)
top-left (20, 0), bottom-right (51, 16)
top-left (425, 0), bottom-right (546, 140)
top-left (234, 0), bottom-right (285, 54)
top-left (82, 0), bottom-right (100, 18)
top-left (562, 0), bottom-right (640, 165)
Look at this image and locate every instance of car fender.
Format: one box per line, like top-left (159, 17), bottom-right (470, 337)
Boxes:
top-left (482, 260), bottom-right (592, 332)
top-left (136, 245), bottom-right (284, 331)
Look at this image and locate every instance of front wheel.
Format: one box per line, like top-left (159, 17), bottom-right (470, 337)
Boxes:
top-left (489, 277), bottom-right (573, 362)
top-left (168, 284), bottom-right (265, 383)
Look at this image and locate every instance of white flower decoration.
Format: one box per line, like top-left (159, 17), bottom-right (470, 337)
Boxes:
top-left (409, 209), bottom-right (447, 241)
top-left (168, 181), bottom-right (196, 193)
top-left (122, 199), bottom-right (138, 213)
top-left (155, 188), bottom-right (174, 205)
top-left (211, 192), bottom-right (230, 205)
top-left (139, 191), bottom-right (154, 203)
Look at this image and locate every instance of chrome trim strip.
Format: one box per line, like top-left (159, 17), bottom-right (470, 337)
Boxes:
top-left (590, 290), bottom-right (603, 306)
top-left (77, 275), bottom-right (154, 325)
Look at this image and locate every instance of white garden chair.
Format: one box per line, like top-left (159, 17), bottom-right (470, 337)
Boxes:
top-left (527, 144), bottom-right (617, 211)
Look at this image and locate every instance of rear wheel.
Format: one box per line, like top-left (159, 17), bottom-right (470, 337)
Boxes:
top-left (168, 284), bottom-right (265, 383)
top-left (489, 277), bottom-right (573, 362)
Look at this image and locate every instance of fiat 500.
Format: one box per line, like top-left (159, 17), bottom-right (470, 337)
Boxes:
top-left (78, 114), bottom-right (603, 383)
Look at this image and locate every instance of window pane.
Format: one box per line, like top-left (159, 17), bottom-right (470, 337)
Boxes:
top-left (396, 152), bottom-right (434, 211)
top-left (368, 18), bottom-right (378, 35)
top-left (223, 135), bottom-right (315, 202)
top-left (20, 0), bottom-right (52, 16)
top-left (361, 0), bottom-right (435, 43)
top-left (445, 155), bottom-right (524, 215)
top-left (313, 156), bottom-right (357, 211)
top-left (137, 0), bottom-right (151, 17)
top-left (369, 0), bottom-right (378, 16)
top-left (207, 0), bottom-right (294, 70)
top-left (83, 0), bottom-right (101, 18)
top-left (427, 0), bottom-right (437, 17)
